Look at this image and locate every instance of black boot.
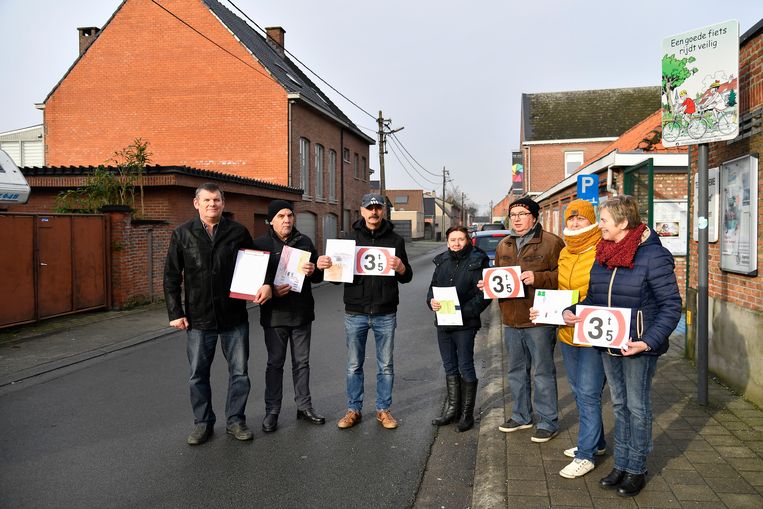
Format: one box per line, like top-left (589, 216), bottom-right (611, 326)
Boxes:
top-left (456, 378), bottom-right (478, 432)
top-left (432, 375), bottom-right (461, 426)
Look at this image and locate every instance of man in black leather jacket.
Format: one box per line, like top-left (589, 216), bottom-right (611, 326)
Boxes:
top-left (252, 200), bottom-right (326, 433)
top-left (164, 183), bottom-right (271, 445)
top-left (317, 193), bottom-right (413, 430)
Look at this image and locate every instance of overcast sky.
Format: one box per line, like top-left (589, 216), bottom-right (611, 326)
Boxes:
top-left (1, 1), bottom-right (760, 214)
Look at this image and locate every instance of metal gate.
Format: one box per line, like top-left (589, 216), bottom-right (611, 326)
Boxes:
top-left (0, 213), bottom-right (110, 328)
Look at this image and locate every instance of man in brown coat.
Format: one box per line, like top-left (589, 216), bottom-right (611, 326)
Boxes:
top-left (491, 197), bottom-right (564, 442)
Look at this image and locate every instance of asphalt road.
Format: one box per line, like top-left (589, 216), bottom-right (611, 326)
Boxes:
top-left (0, 247), bottom-right (450, 508)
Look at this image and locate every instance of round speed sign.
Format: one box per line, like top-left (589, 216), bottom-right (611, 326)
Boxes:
top-left (355, 247), bottom-right (394, 275)
top-left (575, 306), bottom-right (629, 349)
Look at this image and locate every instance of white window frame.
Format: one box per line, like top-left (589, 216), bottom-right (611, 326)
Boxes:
top-left (300, 137), bottom-right (310, 198)
top-left (328, 149), bottom-right (337, 202)
top-left (564, 151), bottom-right (584, 177)
top-left (315, 144), bottom-right (324, 200)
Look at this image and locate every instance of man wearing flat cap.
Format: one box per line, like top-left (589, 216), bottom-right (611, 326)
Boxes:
top-left (487, 197), bottom-right (564, 442)
top-left (317, 193), bottom-right (413, 430)
top-left (252, 199), bottom-right (326, 433)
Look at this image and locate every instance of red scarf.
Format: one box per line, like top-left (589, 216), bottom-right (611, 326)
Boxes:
top-left (595, 223), bottom-right (648, 270)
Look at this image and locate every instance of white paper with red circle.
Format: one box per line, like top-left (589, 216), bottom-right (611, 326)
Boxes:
top-left (573, 305), bottom-right (632, 349)
top-left (354, 246), bottom-right (396, 276)
top-left (482, 267), bottom-right (524, 299)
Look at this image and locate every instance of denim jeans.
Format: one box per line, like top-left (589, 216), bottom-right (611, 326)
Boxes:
top-left (437, 328), bottom-right (478, 382)
top-left (503, 325), bottom-right (558, 432)
top-left (561, 343), bottom-right (606, 460)
top-left (345, 313), bottom-right (396, 412)
top-left (601, 353), bottom-right (659, 475)
top-left (186, 321), bottom-right (250, 426)
top-left (263, 324), bottom-right (312, 414)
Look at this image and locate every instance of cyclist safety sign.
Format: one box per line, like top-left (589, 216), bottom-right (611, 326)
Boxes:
top-left (573, 305), bottom-right (631, 349)
top-left (482, 267), bottom-right (524, 299)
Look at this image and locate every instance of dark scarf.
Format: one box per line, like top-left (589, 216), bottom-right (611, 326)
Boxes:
top-left (595, 223), bottom-right (647, 270)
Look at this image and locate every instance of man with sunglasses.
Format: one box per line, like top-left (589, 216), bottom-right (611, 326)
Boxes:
top-left (489, 197), bottom-right (564, 442)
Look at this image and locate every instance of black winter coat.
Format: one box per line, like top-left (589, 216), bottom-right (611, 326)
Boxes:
top-left (572, 227), bottom-right (682, 356)
top-left (426, 244), bottom-right (490, 330)
top-left (343, 218), bottom-right (413, 315)
top-left (252, 227), bottom-right (323, 328)
top-left (164, 216), bottom-right (254, 330)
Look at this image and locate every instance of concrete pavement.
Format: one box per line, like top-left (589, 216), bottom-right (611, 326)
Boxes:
top-left (2, 237), bottom-right (763, 507)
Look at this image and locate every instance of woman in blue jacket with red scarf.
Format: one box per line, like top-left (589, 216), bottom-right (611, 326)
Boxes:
top-left (563, 195), bottom-right (681, 497)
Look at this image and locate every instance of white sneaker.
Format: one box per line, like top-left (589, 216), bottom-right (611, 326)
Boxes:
top-left (559, 458), bottom-right (595, 479)
top-left (563, 446), bottom-right (606, 458)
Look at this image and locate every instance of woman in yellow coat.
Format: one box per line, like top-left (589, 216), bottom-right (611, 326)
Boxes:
top-left (531, 199), bottom-right (604, 479)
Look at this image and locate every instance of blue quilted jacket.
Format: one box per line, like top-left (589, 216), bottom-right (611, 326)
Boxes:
top-left (573, 227), bottom-right (682, 356)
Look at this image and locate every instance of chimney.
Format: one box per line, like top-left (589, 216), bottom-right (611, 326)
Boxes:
top-left (265, 26), bottom-right (286, 58)
top-left (78, 26), bottom-right (100, 55)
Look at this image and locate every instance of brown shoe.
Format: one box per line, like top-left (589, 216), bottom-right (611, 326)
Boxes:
top-left (337, 410), bottom-right (362, 429)
top-left (376, 409), bottom-right (398, 429)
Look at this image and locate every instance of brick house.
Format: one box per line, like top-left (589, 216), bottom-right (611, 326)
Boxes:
top-left (40, 0), bottom-right (374, 249)
top-left (491, 195), bottom-right (512, 225)
top-left (533, 110), bottom-right (688, 301)
top-left (685, 19), bottom-right (763, 407)
top-left (386, 189), bottom-right (424, 240)
top-left (520, 86), bottom-right (661, 195)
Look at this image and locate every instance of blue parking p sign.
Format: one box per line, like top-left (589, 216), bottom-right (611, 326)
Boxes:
top-left (577, 174), bottom-right (599, 205)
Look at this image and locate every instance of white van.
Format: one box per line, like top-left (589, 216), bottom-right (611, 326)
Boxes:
top-left (0, 148), bottom-right (31, 204)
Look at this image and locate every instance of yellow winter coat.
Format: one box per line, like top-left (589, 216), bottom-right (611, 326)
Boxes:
top-left (557, 238), bottom-right (599, 346)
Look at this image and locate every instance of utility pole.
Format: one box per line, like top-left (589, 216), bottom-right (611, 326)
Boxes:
top-left (441, 166), bottom-right (449, 239)
top-left (461, 192), bottom-right (465, 225)
top-left (377, 111), bottom-right (403, 198)
top-left (489, 200), bottom-right (493, 223)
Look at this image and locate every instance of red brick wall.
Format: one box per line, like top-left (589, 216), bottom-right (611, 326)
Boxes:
top-left (523, 141), bottom-right (612, 193)
top-left (45, 0), bottom-right (289, 184)
top-left (289, 103), bottom-right (371, 248)
top-left (687, 29), bottom-right (763, 312)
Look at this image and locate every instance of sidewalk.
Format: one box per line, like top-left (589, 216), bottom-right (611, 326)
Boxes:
top-left (473, 303), bottom-right (763, 508)
top-left (0, 240), bottom-right (444, 388)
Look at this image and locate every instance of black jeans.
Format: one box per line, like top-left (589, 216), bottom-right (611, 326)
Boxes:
top-left (436, 328), bottom-right (477, 382)
top-left (263, 324), bottom-right (313, 414)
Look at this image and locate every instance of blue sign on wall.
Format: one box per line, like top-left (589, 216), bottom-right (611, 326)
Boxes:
top-left (577, 174), bottom-right (599, 205)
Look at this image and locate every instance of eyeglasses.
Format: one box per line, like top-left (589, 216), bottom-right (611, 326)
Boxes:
top-left (509, 212), bottom-right (532, 219)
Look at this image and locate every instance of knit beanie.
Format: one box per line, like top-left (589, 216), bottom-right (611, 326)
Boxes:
top-left (509, 197), bottom-right (540, 219)
top-left (564, 199), bottom-right (597, 224)
top-left (267, 200), bottom-right (294, 223)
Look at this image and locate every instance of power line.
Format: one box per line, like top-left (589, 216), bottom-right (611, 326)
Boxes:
top-left (225, 0), bottom-right (376, 121)
top-left (387, 135), bottom-right (439, 186)
top-left (387, 142), bottom-right (439, 189)
top-left (389, 132), bottom-right (440, 177)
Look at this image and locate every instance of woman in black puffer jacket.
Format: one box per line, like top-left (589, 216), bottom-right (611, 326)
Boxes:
top-left (564, 195), bottom-right (681, 498)
top-left (426, 226), bottom-right (490, 431)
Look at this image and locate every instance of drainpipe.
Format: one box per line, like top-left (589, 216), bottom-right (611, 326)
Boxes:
top-left (340, 128), bottom-right (345, 235)
top-left (288, 100), bottom-right (293, 188)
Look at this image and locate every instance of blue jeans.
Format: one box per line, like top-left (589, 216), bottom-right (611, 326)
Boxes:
top-left (601, 353), bottom-right (659, 475)
top-left (503, 325), bottom-right (558, 432)
top-left (437, 328), bottom-right (477, 382)
top-left (561, 343), bottom-right (606, 460)
top-left (186, 322), bottom-right (250, 426)
top-left (345, 313), bottom-right (396, 412)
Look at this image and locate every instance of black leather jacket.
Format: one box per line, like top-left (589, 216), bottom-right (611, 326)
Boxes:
top-left (163, 216), bottom-right (254, 330)
top-left (343, 218), bottom-right (413, 315)
top-left (252, 227), bottom-right (323, 328)
top-left (427, 244), bottom-right (490, 330)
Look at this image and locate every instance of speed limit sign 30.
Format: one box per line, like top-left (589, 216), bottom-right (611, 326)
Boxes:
top-left (482, 267), bottom-right (524, 299)
top-left (573, 305), bottom-right (632, 349)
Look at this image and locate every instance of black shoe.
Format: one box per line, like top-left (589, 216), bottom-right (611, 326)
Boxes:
top-left (226, 422), bottom-right (254, 441)
top-left (599, 468), bottom-right (625, 489)
top-left (262, 413), bottom-right (279, 433)
top-left (187, 424), bottom-right (213, 445)
top-left (297, 408), bottom-right (326, 425)
top-left (617, 473), bottom-right (646, 497)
